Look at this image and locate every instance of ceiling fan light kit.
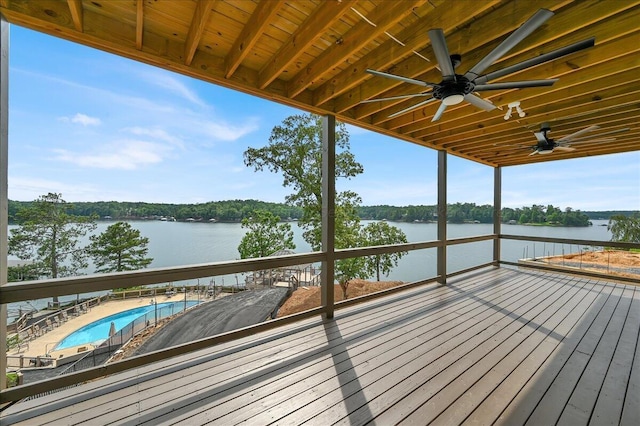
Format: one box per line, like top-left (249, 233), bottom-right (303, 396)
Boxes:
top-left (365, 8), bottom-right (595, 122)
top-left (504, 101), bottom-right (526, 120)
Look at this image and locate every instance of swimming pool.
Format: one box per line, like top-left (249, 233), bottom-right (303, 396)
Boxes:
top-left (54, 301), bottom-right (199, 350)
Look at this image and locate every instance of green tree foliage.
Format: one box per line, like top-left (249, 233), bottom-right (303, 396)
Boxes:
top-left (243, 113), bottom-right (408, 296)
top-left (8, 198), bottom-right (606, 227)
top-left (8, 193), bottom-right (97, 303)
top-left (608, 214), bottom-right (640, 243)
top-left (244, 113), bottom-right (363, 250)
top-left (89, 221), bottom-right (153, 272)
top-left (362, 221), bottom-right (408, 281)
top-left (8, 199), bottom-right (303, 223)
top-left (238, 210), bottom-right (296, 259)
top-left (7, 264), bottom-right (40, 282)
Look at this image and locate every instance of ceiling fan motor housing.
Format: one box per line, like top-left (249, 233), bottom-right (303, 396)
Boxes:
top-left (432, 76), bottom-right (474, 103)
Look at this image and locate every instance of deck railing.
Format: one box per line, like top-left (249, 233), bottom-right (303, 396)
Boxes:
top-left (1, 234), bottom-right (638, 403)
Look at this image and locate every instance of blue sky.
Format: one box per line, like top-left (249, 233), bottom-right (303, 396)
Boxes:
top-left (7, 27), bottom-right (639, 211)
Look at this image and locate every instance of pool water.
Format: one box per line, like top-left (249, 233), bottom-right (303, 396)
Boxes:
top-left (54, 301), bottom-right (198, 350)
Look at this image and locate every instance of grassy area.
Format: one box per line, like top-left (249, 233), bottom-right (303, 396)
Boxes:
top-left (6, 372), bottom-right (19, 388)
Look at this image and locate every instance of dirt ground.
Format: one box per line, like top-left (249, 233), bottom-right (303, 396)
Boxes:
top-left (276, 279), bottom-right (403, 318)
top-left (541, 250), bottom-right (640, 280)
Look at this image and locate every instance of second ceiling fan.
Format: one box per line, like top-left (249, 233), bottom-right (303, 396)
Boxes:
top-left (364, 9), bottom-right (594, 122)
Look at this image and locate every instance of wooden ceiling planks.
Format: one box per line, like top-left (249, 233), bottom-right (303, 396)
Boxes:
top-left (0, 0), bottom-right (637, 167)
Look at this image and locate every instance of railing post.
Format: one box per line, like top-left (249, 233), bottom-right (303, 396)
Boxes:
top-left (0, 13), bottom-right (9, 391)
top-left (321, 114), bottom-right (336, 319)
top-left (493, 166), bottom-right (502, 266)
top-left (437, 150), bottom-right (447, 284)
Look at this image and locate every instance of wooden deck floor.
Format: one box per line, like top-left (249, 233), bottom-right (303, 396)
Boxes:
top-left (2, 267), bottom-right (639, 425)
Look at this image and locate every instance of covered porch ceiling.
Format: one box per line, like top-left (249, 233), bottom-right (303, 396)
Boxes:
top-left (1, 0), bottom-right (638, 167)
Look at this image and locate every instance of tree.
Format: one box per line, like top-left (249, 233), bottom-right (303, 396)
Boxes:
top-left (244, 113), bottom-right (408, 293)
top-left (7, 264), bottom-right (40, 282)
top-left (8, 193), bottom-right (97, 304)
top-left (238, 210), bottom-right (295, 259)
top-left (608, 214), bottom-right (640, 243)
top-left (89, 221), bottom-right (153, 272)
top-left (244, 114), bottom-right (363, 251)
top-left (362, 221), bottom-right (408, 281)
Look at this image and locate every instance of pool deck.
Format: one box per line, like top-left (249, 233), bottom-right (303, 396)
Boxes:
top-left (8, 295), bottom-right (169, 360)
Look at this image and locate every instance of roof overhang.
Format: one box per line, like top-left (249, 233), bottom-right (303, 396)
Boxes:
top-left (1, 0), bottom-right (638, 167)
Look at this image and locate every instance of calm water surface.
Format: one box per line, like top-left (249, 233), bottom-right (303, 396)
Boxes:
top-left (7, 219), bottom-right (613, 314)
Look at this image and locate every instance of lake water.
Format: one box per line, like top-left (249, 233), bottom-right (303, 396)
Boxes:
top-left (7, 219), bottom-right (614, 315)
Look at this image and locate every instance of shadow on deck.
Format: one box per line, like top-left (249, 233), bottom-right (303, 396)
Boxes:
top-left (1, 267), bottom-right (638, 425)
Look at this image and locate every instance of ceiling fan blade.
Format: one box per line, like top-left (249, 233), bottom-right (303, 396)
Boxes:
top-left (366, 69), bottom-right (435, 87)
top-left (464, 8), bottom-right (554, 80)
top-left (556, 125), bottom-right (600, 142)
top-left (474, 79), bottom-right (558, 91)
top-left (360, 92), bottom-right (433, 103)
top-left (561, 128), bottom-right (629, 143)
top-left (529, 149), bottom-right (540, 156)
top-left (533, 131), bottom-right (547, 143)
top-left (428, 29), bottom-right (455, 80)
top-left (565, 138), bottom-right (617, 145)
top-left (554, 146), bottom-right (576, 152)
top-left (473, 38), bottom-right (595, 84)
top-left (388, 97), bottom-right (437, 118)
top-left (464, 93), bottom-right (496, 111)
top-left (431, 102), bottom-right (448, 122)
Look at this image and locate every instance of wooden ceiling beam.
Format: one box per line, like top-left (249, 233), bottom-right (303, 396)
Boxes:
top-left (372, 5), bottom-right (640, 132)
top-left (67, 0), bottom-right (83, 32)
top-left (397, 29), bottom-right (640, 138)
top-left (225, 0), bottom-right (286, 79)
top-left (447, 101), bottom-right (640, 154)
top-left (416, 64), bottom-right (640, 147)
top-left (311, 0), bottom-right (500, 107)
top-left (444, 89), bottom-right (640, 160)
top-left (258, 0), bottom-right (355, 90)
top-left (489, 137), bottom-right (640, 166)
top-left (356, 2), bottom-right (637, 122)
top-left (286, 0), bottom-right (428, 99)
top-left (471, 130), bottom-right (640, 162)
top-left (338, 0), bottom-right (571, 117)
top-left (408, 45), bottom-right (640, 142)
top-left (184, 0), bottom-right (216, 66)
top-left (135, 0), bottom-right (143, 50)
top-left (466, 117), bottom-right (639, 157)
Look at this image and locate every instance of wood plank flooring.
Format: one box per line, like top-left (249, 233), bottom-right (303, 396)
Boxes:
top-left (2, 267), bottom-right (639, 425)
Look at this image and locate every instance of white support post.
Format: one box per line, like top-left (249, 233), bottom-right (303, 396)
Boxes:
top-left (437, 150), bottom-right (447, 284)
top-left (321, 115), bottom-right (336, 319)
top-left (493, 166), bottom-right (502, 265)
top-left (0, 13), bottom-right (10, 390)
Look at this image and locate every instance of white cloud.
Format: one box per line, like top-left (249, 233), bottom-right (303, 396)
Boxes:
top-left (8, 176), bottom-right (98, 202)
top-left (144, 72), bottom-right (206, 107)
top-left (123, 127), bottom-right (184, 148)
top-left (59, 113), bottom-right (101, 126)
top-left (52, 139), bottom-right (173, 170)
top-left (199, 117), bottom-right (260, 141)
